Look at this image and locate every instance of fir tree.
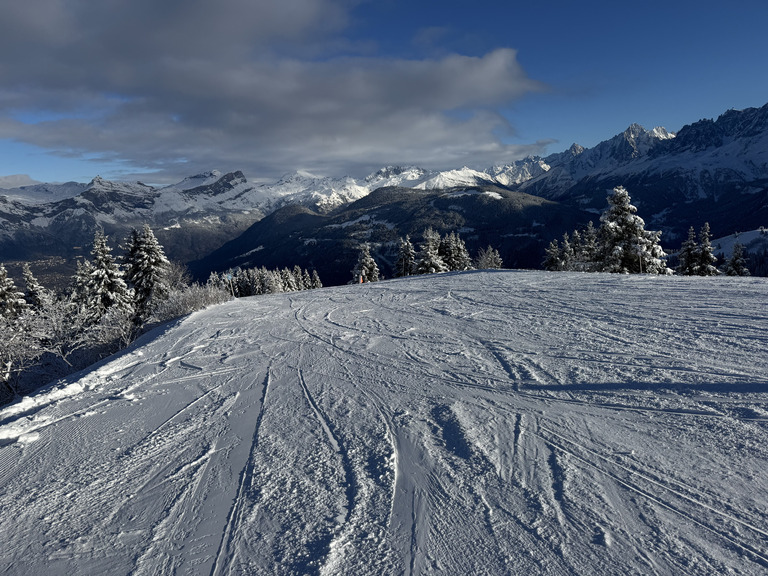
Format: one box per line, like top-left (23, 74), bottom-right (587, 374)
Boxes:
top-left (574, 221), bottom-right (599, 271)
top-left (123, 225), bottom-right (171, 322)
top-left (724, 243), bottom-right (750, 276)
top-left (21, 263), bottom-right (51, 310)
top-left (695, 222), bottom-right (719, 276)
top-left (676, 226), bottom-right (699, 275)
top-left (543, 239), bottom-right (562, 271)
top-left (0, 264), bottom-right (26, 319)
top-left (70, 259), bottom-right (94, 312)
top-left (310, 270), bottom-right (323, 289)
top-left (598, 186), bottom-right (668, 274)
top-left (559, 232), bottom-right (575, 271)
top-left (416, 228), bottom-right (448, 274)
top-left (302, 268), bottom-right (313, 291)
top-left (86, 229), bottom-right (133, 322)
top-left (280, 268), bottom-right (299, 291)
top-left (439, 232), bottom-right (474, 272)
top-left (351, 244), bottom-right (380, 283)
top-left (292, 265), bottom-right (307, 290)
top-left (395, 235), bottom-right (416, 277)
top-left (475, 245), bottom-right (503, 269)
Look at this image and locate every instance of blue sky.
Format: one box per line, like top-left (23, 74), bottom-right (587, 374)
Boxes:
top-left (1, 0), bottom-right (767, 185)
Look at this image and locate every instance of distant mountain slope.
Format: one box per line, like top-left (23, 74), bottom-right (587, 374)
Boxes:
top-left (2, 102), bottom-right (766, 278)
top-left (1, 271), bottom-right (767, 574)
top-left (0, 171), bottom-right (265, 264)
top-left (192, 185), bottom-right (587, 285)
top-left (514, 103), bottom-right (768, 244)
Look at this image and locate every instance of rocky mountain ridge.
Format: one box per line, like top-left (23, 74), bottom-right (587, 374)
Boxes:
top-left (1, 102), bottom-right (766, 278)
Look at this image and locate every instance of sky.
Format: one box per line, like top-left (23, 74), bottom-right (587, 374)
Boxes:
top-left (1, 0), bottom-right (767, 186)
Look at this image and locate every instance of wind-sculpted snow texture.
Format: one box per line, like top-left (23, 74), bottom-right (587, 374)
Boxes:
top-left (1, 271), bottom-right (767, 575)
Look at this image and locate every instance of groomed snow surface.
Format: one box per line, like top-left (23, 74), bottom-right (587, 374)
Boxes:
top-left (1, 271), bottom-right (767, 575)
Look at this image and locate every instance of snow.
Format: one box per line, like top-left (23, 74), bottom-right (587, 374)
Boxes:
top-left (1, 181), bottom-right (87, 205)
top-left (414, 167), bottom-right (490, 190)
top-left (1, 271), bottom-right (767, 575)
top-left (711, 228), bottom-right (768, 258)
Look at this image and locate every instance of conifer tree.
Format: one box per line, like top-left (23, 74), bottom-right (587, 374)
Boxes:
top-left (724, 243), bottom-right (750, 276)
top-left (476, 245), bottom-right (504, 269)
top-left (302, 269), bottom-right (313, 291)
top-left (597, 186), bottom-right (668, 274)
top-left (439, 232), bottom-right (474, 271)
top-left (123, 224), bottom-right (171, 322)
top-left (21, 263), bottom-right (51, 310)
top-left (543, 239), bottom-right (562, 271)
top-left (281, 268), bottom-right (299, 291)
top-left (310, 270), bottom-right (323, 289)
top-left (695, 222), bottom-right (719, 276)
top-left (291, 265), bottom-right (306, 290)
top-left (575, 221), bottom-right (599, 270)
top-left (86, 229), bottom-right (133, 322)
top-left (416, 228), bottom-right (449, 274)
top-left (70, 259), bottom-right (94, 312)
top-left (559, 232), bottom-right (575, 271)
top-left (351, 244), bottom-right (380, 283)
top-left (676, 226), bottom-right (699, 275)
top-left (0, 264), bottom-right (26, 319)
top-left (395, 235), bottom-right (416, 277)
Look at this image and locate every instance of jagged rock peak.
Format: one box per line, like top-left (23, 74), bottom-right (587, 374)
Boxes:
top-left (85, 175), bottom-right (153, 193)
top-left (650, 126), bottom-right (675, 140)
top-left (190, 170), bottom-right (222, 180)
top-left (366, 166), bottom-right (424, 181)
top-left (715, 102), bottom-right (768, 138)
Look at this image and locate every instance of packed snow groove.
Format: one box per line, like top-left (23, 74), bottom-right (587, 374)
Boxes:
top-left (1, 270), bottom-right (767, 575)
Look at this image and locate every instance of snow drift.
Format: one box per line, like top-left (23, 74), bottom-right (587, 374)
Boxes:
top-left (1, 271), bottom-right (767, 575)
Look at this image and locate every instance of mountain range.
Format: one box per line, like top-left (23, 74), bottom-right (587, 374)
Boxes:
top-left (1, 102), bottom-right (767, 284)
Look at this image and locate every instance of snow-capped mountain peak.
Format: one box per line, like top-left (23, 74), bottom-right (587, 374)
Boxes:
top-left (170, 170), bottom-right (225, 191)
top-left (650, 126), bottom-right (675, 140)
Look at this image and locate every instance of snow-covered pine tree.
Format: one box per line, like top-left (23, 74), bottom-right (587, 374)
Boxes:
top-left (574, 221), bottom-right (599, 271)
top-left (559, 232), bottom-right (575, 271)
top-left (292, 265), bottom-right (306, 290)
top-left (476, 245), bottom-right (503, 269)
top-left (724, 243), bottom-right (750, 276)
top-left (543, 239), bottom-right (562, 271)
top-left (439, 232), bottom-right (474, 271)
top-left (597, 186), bottom-right (668, 274)
top-left (302, 268), bottom-right (313, 291)
top-left (86, 229), bottom-right (134, 322)
top-left (395, 235), bottom-right (416, 277)
top-left (70, 259), bottom-right (94, 312)
top-left (0, 264), bottom-right (27, 319)
top-left (416, 228), bottom-right (449, 274)
top-left (676, 226), bottom-right (699, 275)
top-left (351, 244), bottom-right (380, 283)
top-left (255, 267), bottom-right (274, 294)
top-left (310, 270), bottom-right (323, 289)
top-left (695, 222), bottom-right (719, 276)
top-left (123, 224), bottom-right (171, 322)
top-left (280, 268), bottom-right (299, 291)
top-left (21, 263), bottom-right (51, 310)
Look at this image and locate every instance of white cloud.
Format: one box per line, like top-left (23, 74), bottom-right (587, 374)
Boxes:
top-left (0, 1), bottom-right (545, 182)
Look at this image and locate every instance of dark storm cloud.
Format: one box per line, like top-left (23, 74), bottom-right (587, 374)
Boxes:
top-left (0, 0), bottom-right (545, 182)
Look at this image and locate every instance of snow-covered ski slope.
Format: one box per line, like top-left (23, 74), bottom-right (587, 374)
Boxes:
top-left (1, 270), bottom-right (767, 575)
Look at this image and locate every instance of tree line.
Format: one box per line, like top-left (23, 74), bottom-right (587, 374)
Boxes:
top-left (207, 265), bottom-right (322, 297)
top-left (350, 229), bottom-right (503, 283)
top-left (0, 225), bottom-right (327, 404)
top-left (543, 186), bottom-right (752, 276)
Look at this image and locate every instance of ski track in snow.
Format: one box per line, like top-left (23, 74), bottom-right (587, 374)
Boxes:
top-left (1, 270), bottom-right (767, 575)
